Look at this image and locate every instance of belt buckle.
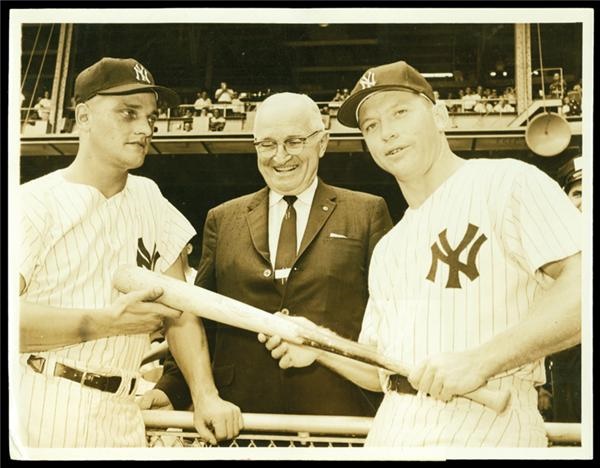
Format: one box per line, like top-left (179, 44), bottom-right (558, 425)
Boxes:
top-left (83, 373), bottom-right (122, 393)
top-left (27, 355), bottom-right (46, 374)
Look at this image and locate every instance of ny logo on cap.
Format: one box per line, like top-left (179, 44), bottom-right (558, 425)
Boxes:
top-left (133, 63), bottom-right (151, 84)
top-left (359, 71), bottom-right (376, 89)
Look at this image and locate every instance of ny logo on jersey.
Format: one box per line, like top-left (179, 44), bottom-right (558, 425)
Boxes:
top-left (359, 71), bottom-right (376, 89)
top-left (137, 238), bottom-right (161, 270)
top-left (426, 223), bottom-right (487, 289)
top-left (133, 63), bottom-right (151, 84)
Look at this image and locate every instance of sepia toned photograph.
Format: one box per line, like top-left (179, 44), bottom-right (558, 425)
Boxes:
top-left (7, 6), bottom-right (592, 460)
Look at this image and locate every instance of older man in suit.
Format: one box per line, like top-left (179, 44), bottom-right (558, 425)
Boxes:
top-left (141, 92), bottom-right (394, 417)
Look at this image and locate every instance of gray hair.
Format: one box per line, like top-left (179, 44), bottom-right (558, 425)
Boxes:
top-left (254, 92), bottom-right (325, 134)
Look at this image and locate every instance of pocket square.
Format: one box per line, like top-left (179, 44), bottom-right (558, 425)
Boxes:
top-left (329, 232), bottom-right (348, 239)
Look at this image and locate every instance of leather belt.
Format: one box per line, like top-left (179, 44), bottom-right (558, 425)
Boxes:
top-left (27, 355), bottom-right (136, 394)
top-left (387, 374), bottom-right (418, 395)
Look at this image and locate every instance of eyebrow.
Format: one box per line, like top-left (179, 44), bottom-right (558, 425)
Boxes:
top-left (119, 101), bottom-right (158, 115)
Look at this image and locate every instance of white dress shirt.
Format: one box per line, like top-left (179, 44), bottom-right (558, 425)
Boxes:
top-left (268, 177), bottom-right (318, 268)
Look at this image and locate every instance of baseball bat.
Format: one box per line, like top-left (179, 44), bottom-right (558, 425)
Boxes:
top-left (114, 266), bottom-right (510, 413)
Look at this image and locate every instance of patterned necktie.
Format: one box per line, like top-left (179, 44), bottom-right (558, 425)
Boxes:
top-left (274, 195), bottom-right (297, 284)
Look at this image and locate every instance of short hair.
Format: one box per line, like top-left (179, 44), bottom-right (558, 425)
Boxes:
top-left (254, 92), bottom-right (325, 135)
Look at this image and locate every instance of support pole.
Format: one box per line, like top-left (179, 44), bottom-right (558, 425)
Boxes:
top-left (514, 24), bottom-right (533, 115)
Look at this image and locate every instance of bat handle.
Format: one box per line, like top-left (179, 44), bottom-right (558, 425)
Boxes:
top-left (463, 386), bottom-right (511, 413)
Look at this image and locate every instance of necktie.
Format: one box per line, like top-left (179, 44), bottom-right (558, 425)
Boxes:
top-left (274, 195), bottom-right (297, 285)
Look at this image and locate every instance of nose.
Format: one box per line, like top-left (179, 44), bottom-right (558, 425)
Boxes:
top-left (272, 143), bottom-right (292, 164)
top-left (135, 118), bottom-right (154, 137)
top-left (380, 120), bottom-right (398, 142)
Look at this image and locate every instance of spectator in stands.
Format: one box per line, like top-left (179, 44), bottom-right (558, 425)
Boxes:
top-left (549, 72), bottom-right (566, 99)
top-left (208, 108), bottom-right (226, 131)
top-left (194, 91), bottom-right (212, 115)
top-left (230, 92), bottom-right (246, 113)
top-left (474, 97), bottom-right (493, 114)
top-left (158, 104), bottom-right (168, 119)
top-left (571, 83), bottom-right (582, 105)
top-left (493, 98), bottom-right (515, 113)
top-left (561, 96), bottom-right (571, 116)
top-left (215, 82), bottom-right (235, 103)
top-left (340, 88), bottom-right (350, 101)
top-left (332, 89), bottom-right (343, 102)
top-left (34, 90), bottom-right (52, 121)
top-left (461, 87), bottom-right (477, 112)
top-left (490, 89), bottom-right (499, 100)
top-left (503, 86), bottom-right (516, 105)
top-left (183, 120), bottom-right (193, 132)
top-left (567, 96), bottom-right (581, 116)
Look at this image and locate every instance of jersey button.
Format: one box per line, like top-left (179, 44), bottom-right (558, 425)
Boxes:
top-left (280, 308), bottom-right (290, 315)
top-left (263, 269), bottom-right (272, 278)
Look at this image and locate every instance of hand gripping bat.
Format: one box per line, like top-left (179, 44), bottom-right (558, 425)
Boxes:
top-left (114, 266), bottom-right (510, 413)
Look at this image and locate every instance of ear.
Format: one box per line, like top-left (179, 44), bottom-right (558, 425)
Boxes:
top-left (318, 131), bottom-right (330, 159)
top-left (75, 103), bottom-right (91, 131)
top-left (432, 101), bottom-right (450, 132)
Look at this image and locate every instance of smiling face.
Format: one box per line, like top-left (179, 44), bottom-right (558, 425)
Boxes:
top-left (79, 92), bottom-right (158, 171)
top-left (253, 93), bottom-right (327, 195)
top-left (357, 90), bottom-right (446, 184)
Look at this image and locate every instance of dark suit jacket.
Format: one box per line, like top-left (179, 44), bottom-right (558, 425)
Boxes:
top-left (156, 179), bottom-right (393, 416)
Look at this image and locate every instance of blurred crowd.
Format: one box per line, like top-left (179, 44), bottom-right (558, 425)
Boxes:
top-left (21, 72), bottom-right (583, 134)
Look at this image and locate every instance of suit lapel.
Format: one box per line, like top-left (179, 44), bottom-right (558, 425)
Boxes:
top-left (245, 187), bottom-right (271, 264)
top-left (297, 180), bottom-right (337, 259)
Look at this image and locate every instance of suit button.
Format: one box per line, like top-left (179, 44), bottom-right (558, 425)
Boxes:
top-left (263, 269), bottom-right (272, 278)
top-left (280, 308), bottom-right (290, 315)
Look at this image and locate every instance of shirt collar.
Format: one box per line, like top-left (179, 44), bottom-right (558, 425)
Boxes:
top-left (269, 177), bottom-right (319, 207)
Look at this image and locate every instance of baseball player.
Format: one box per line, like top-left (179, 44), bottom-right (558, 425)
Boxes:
top-left (557, 155), bottom-right (583, 212)
top-left (262, 60), bottom-right (582, 447)
top-left (17, 57), bottom-right (241, 448)
top-left (543, 155), bottom-right (583, 423)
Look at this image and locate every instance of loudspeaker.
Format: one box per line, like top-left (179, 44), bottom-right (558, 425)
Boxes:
top-left (525, 112), bottom-right (572, 157)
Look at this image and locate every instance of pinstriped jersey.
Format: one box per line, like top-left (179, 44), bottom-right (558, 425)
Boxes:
top-left (19, 169), bottom-right (196, 374)
top-left (360, 158), bottom-right (581, 447)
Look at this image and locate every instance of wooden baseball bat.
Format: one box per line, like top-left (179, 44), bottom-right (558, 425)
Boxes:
top-left (114, 266), bottom-right (510, 413)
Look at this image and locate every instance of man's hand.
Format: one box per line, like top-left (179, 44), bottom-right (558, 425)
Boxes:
top-left (258, 313), bottom-right (325, 369)
top-left (193, 395), bottom-right (243, 445)
top-left (408, 350), bottom-right (488, 402)
top-left (138, 388), bottom-right (174, 410)
top-left (258, 333), bottom-right (320, 369)
top-left (102, 287), bottom-right (183, 336)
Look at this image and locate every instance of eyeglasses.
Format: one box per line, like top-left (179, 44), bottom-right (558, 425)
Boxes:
top-left (253, 129), bottom-right (322, 157)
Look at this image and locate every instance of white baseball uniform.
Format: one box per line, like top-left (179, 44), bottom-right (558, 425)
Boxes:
top-left (360, 158), bottom-right (581, 447)
top-left (18, 169), bottom-right (195, 447)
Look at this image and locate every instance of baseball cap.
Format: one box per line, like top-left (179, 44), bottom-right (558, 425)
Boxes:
top-left (337, 60), bottom-right (435, 128)
top-left (557, 155), bottom-right (583, 190)
top-left (74, 57), bottom-right (180, 107)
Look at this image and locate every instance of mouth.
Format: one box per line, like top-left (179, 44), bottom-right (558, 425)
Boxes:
top-left (385, 146), bottom-right (408, 157)
top-left (274, 164), bottom-right (299, 173)
top-left (128, 141), bottom-right (147, 150)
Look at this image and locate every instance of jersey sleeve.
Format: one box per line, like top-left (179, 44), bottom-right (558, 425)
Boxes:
top-left (502, 164), bottom-right (582, 275)
top-left (156, 196), bottom-right (197, 273)
top-left (358, 243), bottom-right (386, 348)
top-left (19, 188), bottom-right (49, 287)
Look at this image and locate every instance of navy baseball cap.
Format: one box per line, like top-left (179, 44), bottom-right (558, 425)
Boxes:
top-left (557, 156), bottom-right (583, 191)
top-left (74, 57), bottom-right (180, 107)
top-left (337, 60), bottom-right (435, 128)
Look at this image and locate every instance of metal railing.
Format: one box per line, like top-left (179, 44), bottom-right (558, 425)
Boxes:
top-left (142, 410), bottom-right (581, 448)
